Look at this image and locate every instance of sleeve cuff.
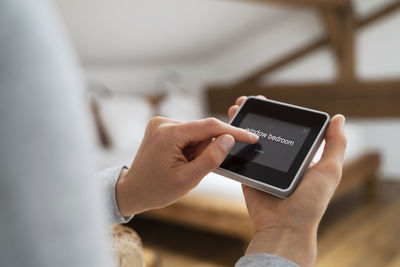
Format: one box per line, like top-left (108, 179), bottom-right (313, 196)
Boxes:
top-left (235, 253), bottom-right (299, 267)
top-left (96, 165), bottom-right (133, 224)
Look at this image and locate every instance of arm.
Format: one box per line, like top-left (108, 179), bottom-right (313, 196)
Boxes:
top-left (229, 96), bottom-right (347, 267)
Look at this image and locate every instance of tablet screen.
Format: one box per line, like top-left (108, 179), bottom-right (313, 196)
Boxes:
top-left (230, 113), bottom-right (311, 172)
top-left (219, 97), bottom-right (329, 190)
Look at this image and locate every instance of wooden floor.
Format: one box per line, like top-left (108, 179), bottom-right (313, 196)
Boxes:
top-left (129, 180), bottom-right (400, 267)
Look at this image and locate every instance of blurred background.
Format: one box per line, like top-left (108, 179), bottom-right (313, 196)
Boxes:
top-left (53, 0), bottom-right (400, 266)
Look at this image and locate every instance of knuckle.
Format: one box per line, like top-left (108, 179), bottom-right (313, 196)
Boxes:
top-left (147, 116), bottom-right (172, 138)
top-left (165, 123), bottom-right (179, 134)
top-left (148, 116), bottom-right (165, 128)
top-left (204, 117), bottom-right (220, 127)
top-left (153, 124), bottom-right (170, 138)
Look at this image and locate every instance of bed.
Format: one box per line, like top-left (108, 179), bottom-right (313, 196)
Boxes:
top-left (92, 93), bottom-right (380, 242)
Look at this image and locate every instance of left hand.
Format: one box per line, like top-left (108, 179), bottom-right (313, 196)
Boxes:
top-left (229, 96), bottom-right (347, 267)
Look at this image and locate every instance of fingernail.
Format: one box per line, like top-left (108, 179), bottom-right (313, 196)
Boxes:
top-left (248, 131), bottom-right (259, 140)
top-left (219, 135), bottom-right (235, 153)
top-left (340, 115), bottom-right (346, 127)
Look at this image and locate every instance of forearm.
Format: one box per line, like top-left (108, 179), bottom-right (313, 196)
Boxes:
top-left (245, 226), bottom-right (317, 267)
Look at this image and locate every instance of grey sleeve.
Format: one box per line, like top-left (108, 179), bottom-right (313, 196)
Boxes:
top-left (236, 254), bottom-right (299, 267)
top-left (96, 166), bottom-right (134, 224)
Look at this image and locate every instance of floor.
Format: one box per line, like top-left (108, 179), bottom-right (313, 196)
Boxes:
top-left (129, 180), bottom-right (400, 267)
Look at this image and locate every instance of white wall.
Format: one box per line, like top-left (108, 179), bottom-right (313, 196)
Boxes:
top-left (54, 0), bottom-right (400, 179)
top-left (348, 118), bottom-right (400, 179)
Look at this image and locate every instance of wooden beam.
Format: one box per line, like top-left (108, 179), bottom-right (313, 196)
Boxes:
top-left (320, 8), bottom-right (342, 56)
top-left (240, 0), bottom-right (349, 8)
top-left (320, 8), bottom-right (345, 82)
top-left (233, 0), bottom-right (400, 86)
top-left (337, 3), bottom-right (356, 84)
top-left (207, 80), bottom-right (400, 117)
top-left (236, 39), bottom-right (326, 87)
top-left (321, 4), bottom-right (356, 84)
top-left (359, 1), bottom-right (400, 28)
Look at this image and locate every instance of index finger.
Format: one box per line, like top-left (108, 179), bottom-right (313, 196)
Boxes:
top-left (176, 117), bottom-right (259, 145)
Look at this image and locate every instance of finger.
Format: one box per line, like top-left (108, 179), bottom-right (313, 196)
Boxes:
top-left (182, 140), bottom-right (206, 161)
top-left (230, 95), bottom-right (268, 120)
top-left (235, 96), bottom-right (247, 106)
top-left (181, 134), bottom-right (235, 186)
top-left (313, 114), bottom-right (347, 181)
top-left (177, 117), bottom-right (259, 145)
top-left (236, 95), bottom-right (267, 107)
top-left (228, 105), bottom-right (239, 120)
top-left (191, 139), bottom-right (212, 158)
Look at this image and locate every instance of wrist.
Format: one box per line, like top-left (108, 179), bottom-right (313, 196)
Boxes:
top-left (246, 226), bottom-right (317, 267)
top-left (115, 168), bottom-right (148, 216)
top-left (115, 167), bottom-right (131, 217)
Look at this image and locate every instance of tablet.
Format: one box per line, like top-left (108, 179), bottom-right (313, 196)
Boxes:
top-left (214, 97), bottom-right (330, 198)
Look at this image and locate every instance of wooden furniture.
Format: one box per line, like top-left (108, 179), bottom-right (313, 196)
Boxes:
top-left (140, 152), bottom-right (380, 242)
top-left (132, 181), bottom-right (400, 267)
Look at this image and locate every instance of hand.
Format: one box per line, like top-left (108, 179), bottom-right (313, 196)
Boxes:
top-left (115, 116), bottom-right (259, 216)
top-left (229, 96), bottom-right (347, 267)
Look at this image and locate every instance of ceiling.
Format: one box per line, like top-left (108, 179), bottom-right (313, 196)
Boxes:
top-left (54, 0), bottom-right (400, 77)
top-left (54, 0), bottom-right (305, 65)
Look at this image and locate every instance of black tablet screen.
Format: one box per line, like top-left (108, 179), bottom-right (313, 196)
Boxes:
top-left (220, 97), bottom-right (329, 190)
top-left (230, 113), bottom-right (311, 172)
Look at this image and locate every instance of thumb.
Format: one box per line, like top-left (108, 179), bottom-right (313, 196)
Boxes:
top-left (181, 134), bottom-right (235, 185)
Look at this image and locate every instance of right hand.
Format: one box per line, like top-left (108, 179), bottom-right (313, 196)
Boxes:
top-left (229, 96), bottom-right (347, 267)
top-left (115, 116), bottom-right (259, 216)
